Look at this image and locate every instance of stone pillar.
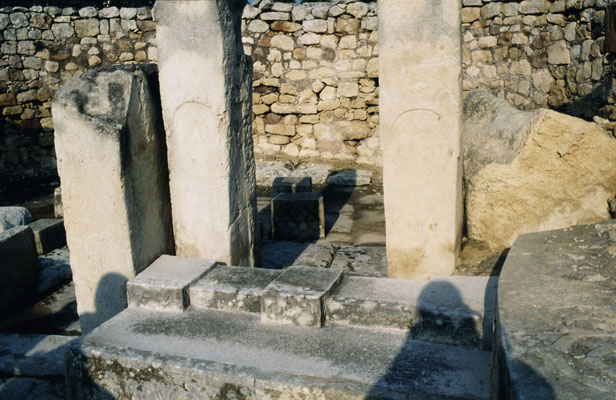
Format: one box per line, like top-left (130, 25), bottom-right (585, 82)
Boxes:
top-left (53, 65), bottom-right (174, 333)
top-left (154, 0), bottom-right (259, 267)
top-left (379, 0), bottom-right (463, 279)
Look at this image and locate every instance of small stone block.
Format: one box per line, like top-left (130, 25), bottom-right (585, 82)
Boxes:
top-left (28, 219), bottom-right (66, 255)
top-left (127, 255), bottom-right (216, 311)
top-left (54, 187), bottom-right (63, 218)
top-left (261, 266), bottom-right (343, 327)
top-left (271, 177), bottom-right (312, 195)
top-left (190, 266), bottom-right (282, 313)
top-left (271, 192), bottom-right (325, 240)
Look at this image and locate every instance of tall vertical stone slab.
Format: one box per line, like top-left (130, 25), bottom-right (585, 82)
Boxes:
top-left (379, 0), bottom-right (463, 279)
top-left (53, 65), bottom-right (174, 333)
top-left (154, 0), bottom-right (259, 267)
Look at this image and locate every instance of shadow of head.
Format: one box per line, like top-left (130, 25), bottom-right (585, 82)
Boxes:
top-left (410, 280), bottom-right (481, 348)
top-left (79, 272), bottom-right (127, 335)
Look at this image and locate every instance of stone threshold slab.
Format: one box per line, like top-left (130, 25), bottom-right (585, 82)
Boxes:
top-left (326, 275), bottom-right (497, 349)
top-left (67, 308), bottom-right (491, 400)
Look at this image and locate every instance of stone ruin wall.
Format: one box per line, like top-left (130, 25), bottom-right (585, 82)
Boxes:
top-left (0, 0), bottom-right (613, 179)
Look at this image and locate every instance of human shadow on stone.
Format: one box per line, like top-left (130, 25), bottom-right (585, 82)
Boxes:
top-left (78, 272), bottom-right (128, 335)
top-left (322, 169), bottom-right (356, 236)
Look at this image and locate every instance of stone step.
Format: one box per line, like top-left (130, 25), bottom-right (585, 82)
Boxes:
top-left (130, 257), bottom-right (496, 349)
top-left (66, 307), bottom-right (491, 399)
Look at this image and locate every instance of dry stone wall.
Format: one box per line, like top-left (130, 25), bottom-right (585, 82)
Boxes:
top-left (0, 0), bottom-right (614, 179)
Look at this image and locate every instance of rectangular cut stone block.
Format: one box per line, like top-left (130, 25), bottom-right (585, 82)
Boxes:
top-left (271, 193), bottom-right (325, 240)
top-left (325, 276), bottom-right (497, 349)
top-left (28, 218), bottom-right (65, 255)
top-left (261, 266), bottom-right (343, 327)
top-left (0, 226), bottom-right (39, 320)
top-left (53, 64), bottom-right (174, 333)
top-left (190, 266), bottom-right (282, 313)
top-left (127, 255), bottom-right (216, 311)
top-left (379, 0), bottom-right (463, 279)
top-left (272, 177), bottom-right (312, 195)
top-left (154, 0), bottom-right (259, 267)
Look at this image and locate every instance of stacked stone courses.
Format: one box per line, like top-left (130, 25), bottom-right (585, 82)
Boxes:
top-left (0, 0), bottom-right (614, 178)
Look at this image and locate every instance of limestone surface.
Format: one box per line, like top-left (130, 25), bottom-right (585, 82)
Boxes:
top-left (28, 218), bottom-right (65, 255)
top-left (380, 0), bottom-right (463, 279)
top-left (464, 91), bottom-right (616, 249)
top-left (494, 221), bottom-right (616, 399)
top-left (271, 192), bottom-right (325, 240)
top-left (0, 207), bottom-right (32, 232)
top-left (154, 0), bottom-right (259, 267)
top-left (53, 64), bottom-right (174, 333)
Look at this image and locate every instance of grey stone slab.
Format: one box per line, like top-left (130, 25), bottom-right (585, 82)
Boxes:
top-left (271, 192), bottom-right (325, 240)
top-left (494, 221), bottom-right (616, 399)
top-left (0, 226), bottom-right (39, 320)
top-left (326, 275), bottom-right (497, 349)
top-left (325, 213), bottom-right (353, 234)
top-left (0, 333), bottom-right (75, 377)
top-left (272, 176), bottom-right (312, 194)
top-left (190, 266), bottom-right (282, 313)
top-left (290, 164), bottom-right (332, 185)
top-left (330, 245), bottom-right (388, 277)
top-left (0, 207), bottom-right (32, 232)
top-left (256, 161), bottom-right (291, 187)
top-left (28, 218), bottom-right (66, 255)
top-left (127, 255), bottom-right (216, 311)
top-left (261, 266), bottom-right (343, 327)
top-left (327, 169), bottom-right (372, 186)
top-left (261, 241), bottom-right (336, 269)
top-left (67, 308), bottom-right (491, 399)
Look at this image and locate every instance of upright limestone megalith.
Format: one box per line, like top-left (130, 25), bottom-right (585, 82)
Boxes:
top-left (53, 65), bottom-right (174, 333)
top-left (379, 0), bottom-right (463, 279)
top-left (154, 0), bottom-right (259, 267)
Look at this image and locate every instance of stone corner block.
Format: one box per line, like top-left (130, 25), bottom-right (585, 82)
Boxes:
top-left (261, 266), bottom-right (343, 327)
top-left (127, 255), bottom-right (216, 311)
top-left (0, 226), bottom-right (40, 319)
top-left (271, 192), bottom-right (325, 240)
top-left (28, 218), bottom-right (66, 255)
top-left (190, 266), bottom-right (282, 313)
top-left (271, 177), bottom-right (312, 195)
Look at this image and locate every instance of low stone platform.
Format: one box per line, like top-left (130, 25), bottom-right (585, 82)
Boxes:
top-left (493, 220), bottom-right (616, 399)
top-left (65, 256), bottom-right (495, 399)
top-left (67, 308), bottom-right (491, 400)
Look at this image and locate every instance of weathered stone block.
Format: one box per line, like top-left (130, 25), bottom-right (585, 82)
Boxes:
top-left (380, 0), bottom-right (463, 279)
top-left (464, 91), bottom-right (616, 249)
top-left (127, 255), bottom-right (215, 311)
top-left (271, 192), bottom-right (325, 240)
top-left (53, 64), bottom-right (174, 333)
top-left (154, 0), bottom-right (259, 268)
top-left (271, 176), bottom-right (312, 195)
top-left (0, 207), bottom-right (32, 232)
top-left (0, 226), bottom-right (39, 319)
top-left (261, 266), bottom-right (342, 327)
top-left (28, 218), bottom-right (65, 255)
top-left (190, 266), bottom-right (282, 313)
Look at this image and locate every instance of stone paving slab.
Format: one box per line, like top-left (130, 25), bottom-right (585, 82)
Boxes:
top-left (261, 241), bottom-right (336, 269)
top-left (126, 255), bottom-right (216, 311)
top-left (0, 377), bottom-right (65, 400)
top-left (261, 266), bottom-right (343, 327)
top-left (0, 333), bottom-right (75, 377)
top-left (38, 246), bottom-right (72, 296)
top-left (330, 245), bottom-right (388, 277)
top-left (494, 220), bottom-right (616, 399)
top-left (67, 307), bottom-right (491, 399)
top-left (327, 275), bottom-right (497, 350)
top-left (190, 266), bottom-right (282, 313)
